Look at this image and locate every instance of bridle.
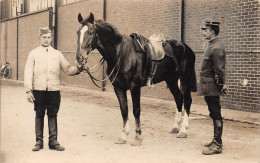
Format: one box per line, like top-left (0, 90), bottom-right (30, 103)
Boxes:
top-left (78, 24), bottom-right (124, 89)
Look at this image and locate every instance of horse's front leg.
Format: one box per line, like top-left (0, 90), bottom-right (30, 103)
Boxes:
top-left (130, 85), bottom-right (142, 146)
top-left (114, 87), bottom-right (130, 144)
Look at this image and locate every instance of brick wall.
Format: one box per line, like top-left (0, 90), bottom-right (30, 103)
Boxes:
top-left (57, 0), bottom-right (104, 90)
top-left (185, 0), bottom-right (260, 112)
top-left (0, 20), bottom-right (17, 79)
top-left (18, 11), bottom-right (50, 80)
top-left (1, 0), bottom-right (259, 112)
top-left (0, 10), bottom-right (51, 80)
top-left (56, 0), bottom-right (182, 98)
top-left (105, 0), bottom-right (181, 96)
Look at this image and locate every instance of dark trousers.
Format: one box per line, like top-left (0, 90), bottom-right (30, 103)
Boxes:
top-left (32, 90), bottom-right (61, 143)
top-left (33, 90), bottom-right (61, 118)
top-left (204, 96), bottom-right (222, 120)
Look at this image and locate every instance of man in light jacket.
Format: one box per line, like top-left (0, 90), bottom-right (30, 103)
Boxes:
top-left (24, 27), bottom-right (80, 151)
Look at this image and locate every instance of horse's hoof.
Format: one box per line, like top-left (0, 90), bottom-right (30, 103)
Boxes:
top-left (176, 132), bottom-right (187, 138)
top-left (131, 137), bottom-right (143, 146)
top-left (171, 128), bottom-right (179, 133)
top-left (115, 138), bottom-right (127, 144)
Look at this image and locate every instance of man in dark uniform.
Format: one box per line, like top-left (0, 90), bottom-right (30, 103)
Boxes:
top-left (198, 19), bottom-right (226, 155)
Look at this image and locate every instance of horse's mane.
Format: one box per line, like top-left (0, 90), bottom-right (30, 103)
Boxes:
top-left (95, 20), bottom-right (123, 44)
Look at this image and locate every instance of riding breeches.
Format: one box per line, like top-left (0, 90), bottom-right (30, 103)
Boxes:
top-left (204, 96), bottom-right (222, 120)
top-left (33, 90), bottom-right (61, 117)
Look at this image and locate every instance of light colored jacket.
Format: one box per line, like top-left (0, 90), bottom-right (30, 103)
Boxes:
top-left (24, 46), bottom-right (78, 92)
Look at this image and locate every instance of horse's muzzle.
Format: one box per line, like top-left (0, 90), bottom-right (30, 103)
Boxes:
top-left (86, 46), bottom-right (92, 54)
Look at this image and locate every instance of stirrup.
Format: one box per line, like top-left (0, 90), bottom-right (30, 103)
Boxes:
top-left (146, 77), bottom-right (154, 87)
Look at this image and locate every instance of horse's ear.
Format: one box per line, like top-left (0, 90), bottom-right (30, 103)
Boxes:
top-left (78, 13), bottom-right (84, 23)
top-left (88, 12), bottom-right (94, 24)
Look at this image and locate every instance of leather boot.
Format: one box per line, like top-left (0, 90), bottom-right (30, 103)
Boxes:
top-left (204, 120), bottom-right (216, 147)
top-left (32, 117), bottom-right (44, 151)
top-left (202, 119), bottom-right (223, 155)
top-left (146, 61), bottom-right (158, 86)
top-left (48, 116), bottom-right (65, 151)
top-left (202, 139), bottom-right (222, 155)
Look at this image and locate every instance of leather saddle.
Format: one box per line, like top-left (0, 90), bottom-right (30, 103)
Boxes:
top-left (130, 33), bottom-right (166, 61)
top-left (130, 33), bottom-right (148, 53)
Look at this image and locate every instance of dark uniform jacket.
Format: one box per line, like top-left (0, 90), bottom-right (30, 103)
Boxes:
top-left (198, 37), bottom-right (226, 96)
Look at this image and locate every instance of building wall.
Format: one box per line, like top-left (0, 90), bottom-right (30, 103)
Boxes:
top-left (105, 0), bottom-right (181, 97)
top-left (56, 0), bottom-right (182, 99)
top-left (18, 11), bottom-right (50, 80)
top-left (57, 0), bottom-right (260, 112)
top-left (0, 20), bottom-right (17, 79)
top-left (0, 9), bottom-right (51, 80)
top-left (1, 0), bottom-right (259, 112)
top-left (185, 0), bottom-right (260, 112)
top-left (56, 0), bottom-right (104, 90)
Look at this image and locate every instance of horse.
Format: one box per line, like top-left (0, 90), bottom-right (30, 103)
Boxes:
top-left (76, 12), bottom-right (197, 146)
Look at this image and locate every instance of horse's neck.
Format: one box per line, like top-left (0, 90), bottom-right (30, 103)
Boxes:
top-left (96, 37), bottom-right (121, 65)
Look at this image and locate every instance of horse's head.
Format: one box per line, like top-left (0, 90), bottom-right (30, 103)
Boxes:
top-left (76, 12), bottom-right (97, 65)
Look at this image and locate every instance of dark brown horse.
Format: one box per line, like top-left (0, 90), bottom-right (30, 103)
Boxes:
top-left (76, 12), bottom-right (197, 145)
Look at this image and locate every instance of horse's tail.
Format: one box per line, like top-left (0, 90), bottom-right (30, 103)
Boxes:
top-left (183, 43), bottom-right (197, 92)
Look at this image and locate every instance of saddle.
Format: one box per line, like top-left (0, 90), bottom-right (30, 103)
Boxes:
top-left (130, 33), bottom-right (166, 61)
top-left (130, 33), bottom-right (148, 53)
top-left (148, 33), bottom-right (166, 60)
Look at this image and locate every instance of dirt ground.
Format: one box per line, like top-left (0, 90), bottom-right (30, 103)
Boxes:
top-left (1, 81), bottom-right (260, 163)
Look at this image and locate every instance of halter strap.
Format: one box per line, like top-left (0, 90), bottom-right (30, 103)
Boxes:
top-left (83, 40), bottom-right (124, 89)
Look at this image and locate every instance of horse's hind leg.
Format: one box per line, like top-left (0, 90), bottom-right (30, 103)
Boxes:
top-left (114, 87), bottom-right (130, 144)
top-left (177, 82), bottom-right (192, 138)
top-left (166, 79), bottom-right (183, 134)
top-left (130, 85), bottom-right (142, 146)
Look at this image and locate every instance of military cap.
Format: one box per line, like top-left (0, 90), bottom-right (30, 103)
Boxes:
top-left (39, 26), bottom-right (52, 36)
top-left (201, 18), bottom-right (220, 29)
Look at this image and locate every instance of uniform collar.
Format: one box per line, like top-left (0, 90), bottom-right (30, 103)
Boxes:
top-left (209, 36), bottom-right (220, 45)
top-left (40, 45), bottom-right (52, 51)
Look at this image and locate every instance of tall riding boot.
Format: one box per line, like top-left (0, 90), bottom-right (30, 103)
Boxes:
top-left (32, 117), bottom-right (44, 151)
top-left (204, 120), bottom-right (218, 147)
top-left (48, 116), bottom-right (65, 151)
top-left (202, 119), bottom-right (223, 155)
top-left (146, 61), bottom-right (158, 86)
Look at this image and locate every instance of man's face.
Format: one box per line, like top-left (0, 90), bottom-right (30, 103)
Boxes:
top-left (40, 33), bottom-right (52, 47)
top-left (202, 28), bottom-right (214, 40)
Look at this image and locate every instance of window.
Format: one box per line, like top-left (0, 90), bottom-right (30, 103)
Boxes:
top-left (0, 0), bottom-right (55, 20)
top-left (61, 0), bottom-right (80, 5)
top-left (29, 0), bottom-right (55, 12)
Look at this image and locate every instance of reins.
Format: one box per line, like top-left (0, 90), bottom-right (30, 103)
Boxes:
top-left (81, 41), bottom-right (123, 89)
